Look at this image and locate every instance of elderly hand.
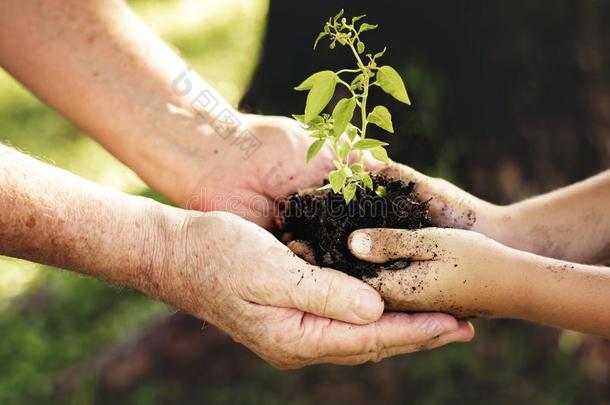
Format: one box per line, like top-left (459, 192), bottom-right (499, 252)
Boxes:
top-left (148, 210), bottom-right (475, 368)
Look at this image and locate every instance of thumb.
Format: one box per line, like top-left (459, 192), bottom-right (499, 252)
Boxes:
top-left (284, 264), bottom-right (385, 325)
top-left (349, 228), bottom-right (445, 263)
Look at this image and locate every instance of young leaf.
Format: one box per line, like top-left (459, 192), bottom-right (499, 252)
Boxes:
top-left (334, 9), bottom-right (345, 22)
top-left (343, 182), bottom-right (357, 204)
top-left (371, 146), bottom-right (390, 164)
top-left (352, 14), bottom-right (366, 24)
top-left (367, 105), bottom-right (394, 133)
top-left (306, 139), bottom-right (325, 162)
top-left (349, 162), bottom-right (364, 173)
top-left (357, 41), bottom-right (365, 54)
top-left (329, 169), bottom-right (347, 193)
top-left (332, 97), bottom-right (357, 136)
top-left (376, 66), bottom-right (411, 105)
top-left (359, 23), bottom-right (378, 33)
top-left (337, 142), bottom-right (351, 161)
top-left (374, 47), bottom-right (387, 59)
top-left (304, 72), bottom-right (338, 122)
top-left (313, 31), bottom-right (328, 49)
top-left (359, 173), bottom-right (374, 190)
top-left (308, 130), bottom-right (325, 139)
top-left (346, 124), bottom-right (359, 141)
top-left (353, 139), bottom-right (389, 150)
top-left (375, 185), bottom-right (387, 197)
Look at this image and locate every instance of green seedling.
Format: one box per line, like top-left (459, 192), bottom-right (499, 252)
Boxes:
top-left (294, 9), bottom-right (411, 203)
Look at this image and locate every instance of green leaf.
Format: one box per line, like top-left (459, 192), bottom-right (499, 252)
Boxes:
top-left (359, 173), bottom-right (373, 190)
top-left (306, 139), bottom-right (325, 163)
top-left (329, 169), bottom-right (347, 193)
top-left (353, 138), bottom-right (389, 150)
top-left (374, 47), bottom-right (387, 59)
top-left (376, 66), bottom-right (411, 105)
top-left (359, 23), bottom-right (378, 33)
top-left (371, 146), bottom-right (390, 164)
top-left (343, 182), bottom-right (357, 203)
top-left (352, 14), bottom-right (366, 24)
top-left (332, 98), bottom-right (357, 136)
top-left (346, 124), bottom-right (359, 141)
top-left (334, 9), bottom-right (345, 22)
top-left (305, 115), bottom-right (325, 130)
top-left (313, 32), bottom-right (328, 49)
top-left (375, 185), bottom-right (387, 197)
top-left (294, 70), bottom-right (334, 91)
top-left (308, 130), bottom-right (325, 139)
top-left (357, 41), bottom-right (365, 54)
top-left (350, 73), bottom-right (365, 91)
top-left (367, 105), bottom-right (394, 133)
top-left (299, 71), bottom-right (338, 122)
top-left (349, 162), bottom-right (364, 173)
top-left (337, 142), bottom-right (351, 161)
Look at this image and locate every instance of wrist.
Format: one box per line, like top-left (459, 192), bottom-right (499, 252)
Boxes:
top-left (471, 202), bottom-right (523, 250)
top-left (130, 196), bottom-right (188, 298)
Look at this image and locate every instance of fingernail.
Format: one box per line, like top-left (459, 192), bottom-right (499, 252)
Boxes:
top-left (354, 288), bottom-right (383, 321)
top-left (467, 321), bottom-right (476, 336)
top-left (350, 232), bottom-right (372, 256)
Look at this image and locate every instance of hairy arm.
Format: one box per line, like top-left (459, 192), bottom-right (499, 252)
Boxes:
top-left (0, 0), bottom-right (336, 228)
top-left (0, 0), bottom-right (232, 206)
top-left (0, 145), bottom-right (472, 367)
top-left (0, 143), bottom-right (177, 288)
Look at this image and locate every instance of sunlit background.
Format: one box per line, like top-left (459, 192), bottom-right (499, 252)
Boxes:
top-left (1, 0), bottom-right (609, 403)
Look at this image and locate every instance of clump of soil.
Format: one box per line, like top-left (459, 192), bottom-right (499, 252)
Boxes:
top-left (278, 175), bottom-right (431, 279)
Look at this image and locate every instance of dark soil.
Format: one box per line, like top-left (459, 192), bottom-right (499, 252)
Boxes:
top-left (278, 175), bottom-right (431, 279)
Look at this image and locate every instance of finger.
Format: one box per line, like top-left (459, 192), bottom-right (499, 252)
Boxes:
top-left (308, 312), bottom-right (461, 359)
top-left (286, 264), bottom-right (385, 324)
top-left (376, 163), bottom-right (478, 229)
top-left (375, 162), bottom-right (427, 184)
top-left (287, 240), bottom-right (317, 265)
top-left (313, 320), bottom-right (475, 366)
top-left (349, 228), bottom-right (450, 263)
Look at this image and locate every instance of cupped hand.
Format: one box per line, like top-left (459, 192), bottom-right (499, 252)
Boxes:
top-left (185, 114), bottom-right (336, 229)
top-left (348, 227), bottom-right (515, 318)
top-left (150, 211), bottom-right (473, 369)
top-left (375, 163), bottom-right (505, 232)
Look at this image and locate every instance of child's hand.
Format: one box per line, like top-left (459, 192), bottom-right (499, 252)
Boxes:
top-left (349, 227), bottom-right (610, 337)
top-left (375, 163), bottom-right (507, 232)
top-left (348, 227), bottom-right (514, 317)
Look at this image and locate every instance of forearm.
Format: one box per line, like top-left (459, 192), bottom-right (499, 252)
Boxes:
top-left (0, 0), bottom-right (237, 205)
top-left (0, 144), bottom-right (182, 290)
top-left (497, 171), bottom-right (610, 264)
top-left (501, 247), bottom-right (610, 336)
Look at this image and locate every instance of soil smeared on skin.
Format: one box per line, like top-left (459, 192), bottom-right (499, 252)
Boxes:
top-left (278, 175), bottom-right (431, 279)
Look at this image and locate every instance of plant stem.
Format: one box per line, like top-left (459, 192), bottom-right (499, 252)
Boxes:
top-left (346, 39), bottom-right (369, 167)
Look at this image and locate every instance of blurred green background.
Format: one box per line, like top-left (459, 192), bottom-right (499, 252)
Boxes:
top-left (0, 0), bottom-right (609, 404)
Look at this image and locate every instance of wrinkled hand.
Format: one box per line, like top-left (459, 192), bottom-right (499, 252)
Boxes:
top-left (185, 114), bottom-right (336, 229)
top-left (150, 211), bottom-right (474, 369)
